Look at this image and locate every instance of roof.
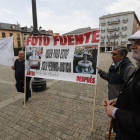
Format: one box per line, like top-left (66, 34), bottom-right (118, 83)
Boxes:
top-left (63, 27), bottom-right (99, 35)
top-left (0, 22), bottom-right (52, 36)
top-left (0, 22), bottom-right (22, 31)
top-left (99, 11), bottom-right (140, 24)
top-left (21, 27), bottom-right (33, 33)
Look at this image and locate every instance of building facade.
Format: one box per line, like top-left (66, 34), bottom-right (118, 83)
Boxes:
top-left (0, 22), bottom-right (59, 55)
top-left (99, 11), bottom-right (140, 52)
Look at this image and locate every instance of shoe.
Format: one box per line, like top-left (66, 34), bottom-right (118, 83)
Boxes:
top-left (105, 131), bottom-right (116, 136)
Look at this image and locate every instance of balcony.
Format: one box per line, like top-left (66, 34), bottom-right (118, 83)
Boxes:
top-left (101, 29), bottom-right (105, 32)
top-left (108, 19), bottom-right (120, 25)
top-left (100, 35), bottom-right (105, 39)
top-left (123, 19), bottom-right (128, 23)
top-left (100, 42), bottom-right (105, 44)
top-left (121, 34), bottom-right (127, 38)
top-left (106, 41), bottom-right (118, 45)
top-left (121, 41), bottom-right (126, 44)
top-left (107, 27), bottom-right (119, 32)
top-left (101, 22), bottom-right (106, 26)
top-left (122, 26), bottom-right (127, 30)
top-left (17, 37), bottom-right (20, 40)
top-left (107, 34), bottom-right (119, 38)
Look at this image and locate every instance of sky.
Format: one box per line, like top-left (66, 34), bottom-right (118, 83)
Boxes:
top-left (0, 0), bottom-right (140, 35)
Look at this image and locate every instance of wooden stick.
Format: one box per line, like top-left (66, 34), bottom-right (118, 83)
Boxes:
top-left (108, 117), bottom-right (113, 140)
top-left (13, 70), bottom-right (15, 103)
top-left (104, 100), bottom-right (113, 140)
top-left (91, 85), bottom-right (97, 132)
top-left (23, 76), bottom-right (26, 109)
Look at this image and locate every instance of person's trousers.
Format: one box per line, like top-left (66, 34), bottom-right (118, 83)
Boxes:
top-left (16, 80), bottom-right (31, 100)
top-left (113, 119), bottom-right (129, 140)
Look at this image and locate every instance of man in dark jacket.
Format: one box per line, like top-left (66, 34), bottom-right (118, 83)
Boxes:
top-left (97, 46), bottom-right (135, 100)
top-left (106, 30), bottom-right (140, 140)
top-left (12, 50), bottom-right (31, 102)
top-left (97, 46), bottom-right (135, 139)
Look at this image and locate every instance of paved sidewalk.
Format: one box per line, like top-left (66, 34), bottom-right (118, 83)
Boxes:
top-left (0, 53), bottom-right (135, 140)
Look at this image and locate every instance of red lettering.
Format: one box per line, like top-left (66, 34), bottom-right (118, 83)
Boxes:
top-left (76, 76), bottom-right (95, 84)
top-left (74, 34), bottom-right (84, 45)
top-left (26, 37), bottom-right (31, 46)
top-left (92, 30), bottom-right (100, 43)
top-left (67, 35), bottom-right (74, 45)
top-left (26, 71), bottom-right (30, 75)
top-left (59, 36), bottom-right (67, 45)
top-left (38, 36), bottom-right (43, 46)
top-left (26, 71), bottom-right (35, 76)
top-left (53, 36), bottom-right (59, 45)
top-left (84, 32), bottom-right (92, 43)
top-left (43, 36), bottom-right (50, 45)
top-left (32, 71), bottom-right (35, 76)
top-left (31, 37), bottom-right (38, 46)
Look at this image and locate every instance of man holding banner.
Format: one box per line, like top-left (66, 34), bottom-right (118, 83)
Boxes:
top-left (97, 46), bottom-right (135, 139)
top-left (12, 51), bottom-right (31, 103)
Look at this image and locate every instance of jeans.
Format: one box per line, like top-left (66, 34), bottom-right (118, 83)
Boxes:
top-left (16, 80), bottom-right (31, 100)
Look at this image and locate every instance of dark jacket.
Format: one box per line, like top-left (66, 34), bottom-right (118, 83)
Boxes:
top-left (98, 57), bottom-right (135, 100)
top-left (115, 67), bottom-right (140, 140)
top-left (14, 59), bottom-right (31, 82)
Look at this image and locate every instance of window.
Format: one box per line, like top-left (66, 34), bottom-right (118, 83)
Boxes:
top-left (17, 33), bottom-right (20, 40)
top-left (17, 41), bottom-right (21, 48)
top-left (2, 32), bottom-right (6, 38)
top-left (24, 34), bottom-right (27, 40)
top-left (10, 33), bottom-right (13, 37)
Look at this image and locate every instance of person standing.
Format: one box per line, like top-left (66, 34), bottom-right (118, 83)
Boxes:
top-left (12, 50), bottom-right (31, 102)
top-left (106, 30), bottom-right (140, 140)
top-left (97, 46), bottom-right (135, 100)
top-left (97, 46), bottom-right (135, 139)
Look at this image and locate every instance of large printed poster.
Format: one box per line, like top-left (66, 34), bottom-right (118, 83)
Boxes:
top-left (25, 30), bottom-right (100, 85)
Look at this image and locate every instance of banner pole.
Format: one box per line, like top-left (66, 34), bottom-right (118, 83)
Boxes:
top-left (91, 85), bottom-right (97, 132)
top-left (23, 76), bottom-right (26, 109)
top-left (13, 70), bottom-right (15, 103)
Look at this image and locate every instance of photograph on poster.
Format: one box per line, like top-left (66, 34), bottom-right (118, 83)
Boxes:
top-left (73, 44), bottom-right (98, 74)
top-left (26, 47), bottom-right (43, 70)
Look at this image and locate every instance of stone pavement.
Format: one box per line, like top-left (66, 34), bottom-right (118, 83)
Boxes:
top-left (0, 53), bottom-right (135, 140)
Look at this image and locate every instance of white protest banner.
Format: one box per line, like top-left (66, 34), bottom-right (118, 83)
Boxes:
top-left (0, 36), bottom-right (14, 66)
top-left (25, 30), bottom-right (100, 85)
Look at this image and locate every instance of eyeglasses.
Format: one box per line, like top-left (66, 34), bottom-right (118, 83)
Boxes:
top-left (111, 52), bottom-right (119, 56)
top-left (130, 40), bottom-right (140, 45)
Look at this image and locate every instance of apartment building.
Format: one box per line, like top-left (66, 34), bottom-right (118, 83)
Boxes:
top-left (0, 22), bottom-right (59, 55)
top-left (99, 11), bottom-right (140, 52)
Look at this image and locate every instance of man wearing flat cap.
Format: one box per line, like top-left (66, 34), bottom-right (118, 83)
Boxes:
top-left (105, 30), bottom-right (140, 140)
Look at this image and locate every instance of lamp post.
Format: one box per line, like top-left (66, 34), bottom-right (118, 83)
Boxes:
top-left (31, 0), bottom-right (46, 92)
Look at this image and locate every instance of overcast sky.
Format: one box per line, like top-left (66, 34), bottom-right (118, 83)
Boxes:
top-left (0, 0), bottom-right (140, 34)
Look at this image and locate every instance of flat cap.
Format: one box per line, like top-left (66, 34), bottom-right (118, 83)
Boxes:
top-left (128, 30), bottom-right (140, 41)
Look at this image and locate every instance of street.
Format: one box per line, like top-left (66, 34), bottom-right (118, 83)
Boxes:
top-left (0, 52), bottom-right (135, 140)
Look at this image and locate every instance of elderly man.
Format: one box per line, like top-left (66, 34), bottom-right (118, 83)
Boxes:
top-left (97, 46), bottom-right (135, 138)
top-left (97, 46), bottom-right (135, 100)
top-left (106, 30), bottom-right (140, 140)
top-left (12, 50), bottom-right (31, 103)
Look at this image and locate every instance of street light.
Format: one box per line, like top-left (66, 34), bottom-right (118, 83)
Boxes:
top-left (31, 0), bottom-right (46, 92)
